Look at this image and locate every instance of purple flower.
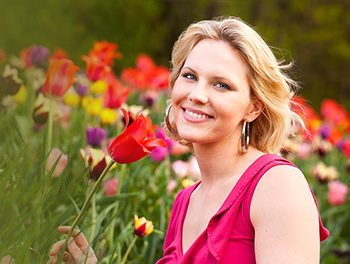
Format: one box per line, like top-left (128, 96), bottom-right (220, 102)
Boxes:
top-left (86, 126), bottom-right (107, 147)
top-left (144, 90), bottom-right (158, 107)
top-left (30, 45), bottom-right (50, 66)
top-left (76, 83), bottom-right (88, 96)
top-left (319, 123), bottom-right (331, 139)
top-left (336, 139), bottom-right (345, 150)
top-left (150, 146), bottom-right (168, 162)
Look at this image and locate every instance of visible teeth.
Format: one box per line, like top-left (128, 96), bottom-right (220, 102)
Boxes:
top-left (185, 109), bottom-right (209, 119)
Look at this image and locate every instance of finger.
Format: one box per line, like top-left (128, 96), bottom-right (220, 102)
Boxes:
top-left (67, 238), bottom-right (85, 262)
top-left (50, 240), bottom-right (65, 256)
top-left (58, 226), bottom-right (89, 248)
top-left (50, 255), bottom-right (57, 264)
top-left (87, 246), bottom-right (96, 258)
top-left (46, 256), bottom-right (53, 264)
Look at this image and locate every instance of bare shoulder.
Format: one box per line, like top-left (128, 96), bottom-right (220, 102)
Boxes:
top-left (251, 165), bottom-right (320, 263)
top-left (251, 165), bottom-right (317, 221)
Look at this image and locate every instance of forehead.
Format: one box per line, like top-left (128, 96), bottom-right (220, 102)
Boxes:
top-left (183, 39), bottom-right (250, 83)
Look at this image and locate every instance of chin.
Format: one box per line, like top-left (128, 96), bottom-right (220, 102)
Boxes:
top-left (177, 129), bottom-right (212, 144)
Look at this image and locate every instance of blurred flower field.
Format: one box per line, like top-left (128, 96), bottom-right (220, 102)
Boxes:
top-left (0, 42), bottom-right (349, 263)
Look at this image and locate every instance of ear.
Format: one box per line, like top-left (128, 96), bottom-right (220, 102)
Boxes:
top-left (246, 99), bottom-right (264, 123)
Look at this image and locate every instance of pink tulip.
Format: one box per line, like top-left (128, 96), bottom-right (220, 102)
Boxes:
top-left (47, 148), bottom-right (68, 178)
top-left (328, 181), bottom-right (348, 206)
top-left (1, 255), bottom-right (14, 264)
top-left (296, 142), bottom-right (312, 160)
top-left (172, 160), bottom-right (189, 178)
top-left (150, 146), bottom-right (168, 162)
top-left (103, 178), bottom-right (119, 196)
top-left (167, 179), bottom-right (177, 195)
top-left (189, 156), bottom-right (201, 181)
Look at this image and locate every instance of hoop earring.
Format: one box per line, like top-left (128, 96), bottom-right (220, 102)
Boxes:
top-left (165, 103), bottom-right (177, 134)
top-left (241, 120), bottom-right (250, 153)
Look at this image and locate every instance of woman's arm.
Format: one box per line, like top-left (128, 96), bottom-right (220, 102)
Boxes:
top-left (250, 165), bottom-right (320, 264)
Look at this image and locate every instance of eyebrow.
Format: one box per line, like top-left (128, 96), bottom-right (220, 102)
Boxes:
top-left (182, 66), bottom-right (239, 90)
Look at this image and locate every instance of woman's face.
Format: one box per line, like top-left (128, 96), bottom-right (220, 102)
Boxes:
top-left (171, 39), bottom-right (255, 145)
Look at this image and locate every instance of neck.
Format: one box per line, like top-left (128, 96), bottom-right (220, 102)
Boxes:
top-left (193, 137), bottom-right (263, 189)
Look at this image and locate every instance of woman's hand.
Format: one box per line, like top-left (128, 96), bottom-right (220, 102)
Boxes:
top-left (49, 226), bottom-right (97, 264)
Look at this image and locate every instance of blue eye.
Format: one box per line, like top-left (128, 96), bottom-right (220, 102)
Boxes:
top-left (182, 72), bottom-right (197, 80)
top-left (214, 82), bottom-right (232, 90)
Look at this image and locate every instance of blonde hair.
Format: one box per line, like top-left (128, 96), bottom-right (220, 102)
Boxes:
top-left (165, 16), bottom-right (303, 153)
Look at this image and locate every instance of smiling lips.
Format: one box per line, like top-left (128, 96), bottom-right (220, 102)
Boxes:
top-left (182, 107), bottom-right (213, 123)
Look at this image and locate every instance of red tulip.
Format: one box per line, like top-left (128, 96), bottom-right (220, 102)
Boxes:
top-left (136, 54), bottom-right (156, 72)
top-left (82, 55), bottom-right (111, 82)
top-left (108, 109), bottom-right (167, 164)
top-left (321, 99), bottom-right (349, 127)
top-left (103, 74), bottom-right (130, 109)
top-left (343, 140), bottom-right (350, 157)
top-left (121, 54), bottom-right (170, 91)
top-left (291, 96), bottom-right (320, 139)
top-left (42, 59), bottom-right (79, 97)
top-left (20, 47), bottom-right (33, 67)
top-left (0, 48), bottom-right (6, 65)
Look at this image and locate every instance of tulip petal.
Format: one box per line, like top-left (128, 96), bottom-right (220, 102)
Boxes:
top-left (43, 59), bottom-right (79, 97)
top-left (90, 157), bottom-right (107, 181)
top-left (111, 113), bottom-right (148, 144)
top-left (121, 108), bottom-right (130, 130)
top-left (143, 138), bottom-right (167, 151)
top-left (109, 135), bottom-right (148, 164)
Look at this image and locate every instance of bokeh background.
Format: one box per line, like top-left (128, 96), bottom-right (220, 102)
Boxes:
top-left (1, 0), bottom-right (349, 108)
top-left (1, 0), bottom-right (350, 263)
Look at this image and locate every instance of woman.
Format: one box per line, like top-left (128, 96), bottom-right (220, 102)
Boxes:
top-left (50, 17), bottom-right (328, 263)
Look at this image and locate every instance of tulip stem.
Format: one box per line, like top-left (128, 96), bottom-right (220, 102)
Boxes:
top-left (46, 96), bottom-right (53, 158)
top-left (59, 160), bottom-right (115, 263)
top-left (89, 191), bottom-right (96, 244)
top-left (121, 236), bottom-right (137, 264)
top-left (108, 164), bottom-right (126, 249)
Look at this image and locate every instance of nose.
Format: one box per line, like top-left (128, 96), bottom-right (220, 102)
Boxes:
top-left (188, 81), bottom-right (209, 104)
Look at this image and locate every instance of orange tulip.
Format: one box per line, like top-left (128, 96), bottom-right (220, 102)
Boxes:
top-left (88, 40), bottom-right (122, 65)
top-left (42, 59), bottom-right (79, 97)
top-left (49, 48), bottom-right (68, 62)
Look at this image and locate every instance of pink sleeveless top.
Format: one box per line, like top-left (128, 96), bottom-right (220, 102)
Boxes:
top-left (156, 154), bottom-right (329, 264)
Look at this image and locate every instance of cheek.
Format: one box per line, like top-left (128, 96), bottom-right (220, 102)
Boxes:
top-left (171, 83), bottom-right (184, 124)
top-left (171, 80), bottom-right (187, 105)
top-left (215, 95), bottom-right (251, 122)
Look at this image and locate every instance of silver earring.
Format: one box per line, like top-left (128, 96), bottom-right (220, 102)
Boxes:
top-left (241, 120), bottom-right (250, 153)
top-left (165, 103), bottom-right (177, 134)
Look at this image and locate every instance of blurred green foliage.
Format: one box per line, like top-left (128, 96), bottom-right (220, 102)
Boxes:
top-left (1, 0), bottom-right (349, 109)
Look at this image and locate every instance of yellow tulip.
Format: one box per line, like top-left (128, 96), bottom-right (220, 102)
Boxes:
top-left (90, 79), bottom-right (108, 95)
top-left (100, 108), bottom-right (117, 125)
top-left (13, 85), bottom-right (27, 104)
top-left (64, 93), bottom-right (80, 107)
top-left (181, 179), bottom-right (195, 189)
top-left (86, 98), bottom-right (103, 116)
